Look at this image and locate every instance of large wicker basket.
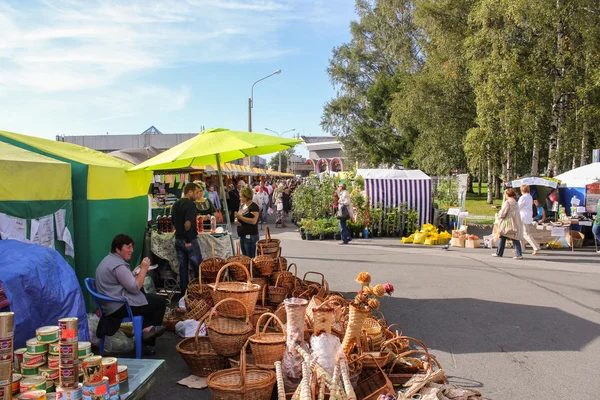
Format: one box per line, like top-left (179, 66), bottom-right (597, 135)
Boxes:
top-left (176, 315), bottom-right (228, 376)
top-left (208, 263), bottom-right (261, 318)
top-left (227, 242), bottom-right (253, 281)
top-left (253, 255), bottom-right (276, 277)
top-left (200, 244), bottom-right (227, 283)
top-left (256, 227), bottom-right (281, 259)
top-left (207, 341), bottom-right (276, 400)
top-left (207, 298), bottom-right (253, 357)
top-left (248, 313), bottom-right (286, 366)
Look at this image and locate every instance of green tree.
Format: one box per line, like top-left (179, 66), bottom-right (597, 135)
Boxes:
top-left (268, 148), bottom-right (296, 172)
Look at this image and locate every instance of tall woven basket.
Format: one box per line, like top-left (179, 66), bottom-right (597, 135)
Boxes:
top-left (208, 263), bottom-right (261, 318)
top-left (176, 314), bottom-right (228, 376)
top-left (248, 313), bottom-right (286, 366)
top-left (207, 298), bottom-right (254, 357)
top-left (207, 341), bottom-right (277, 400)
top-left (256, 226), bottom-right (281, 259)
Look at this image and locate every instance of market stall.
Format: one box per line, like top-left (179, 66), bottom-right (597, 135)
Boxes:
top-left (555, 162), bottom-right (600, 214)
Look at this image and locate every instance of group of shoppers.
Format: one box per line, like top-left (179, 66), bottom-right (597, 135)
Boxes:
top-left (493, 184), bottom-right (542, 259)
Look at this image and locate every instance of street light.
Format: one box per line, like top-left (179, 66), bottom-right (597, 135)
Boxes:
top-left (247, 69), bottom-right (281, 166)
top-left (265, 128), bottom-right (295, 172)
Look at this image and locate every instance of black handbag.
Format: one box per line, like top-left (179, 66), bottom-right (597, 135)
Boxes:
top-left (336, 204), bottom-right (350, 220)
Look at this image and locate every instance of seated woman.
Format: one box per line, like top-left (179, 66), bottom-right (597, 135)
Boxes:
top-left (95, 234), bottom-right (167, 354)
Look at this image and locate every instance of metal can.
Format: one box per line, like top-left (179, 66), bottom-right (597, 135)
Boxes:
top-left (80, 357), bottom-right (101, 385)
top-left (0, 385), bottom-right (10, 400)
top-left (47, 357), bottom-right (59, 371)
top-left (99, 359), bottom-right (117, 386)
top-left (57, 320), bottom-right (77, 344)
top-left (39, 368), bottom-right (59, 382)
top-left (20, 366), bottom-right (38, 377)
top-left (13, 348), bottom-right (27, 372)
top-left (19, 376), bottom-right (46, 393)
top-left (12, 373), bottom-right (22, 395)
top-left (59, 366), bottom-right (78, 389)
top-left (116, 366), bottom-right (127, 384)
top-left (36, 327), bottom-right (60, 345)
top-left (56, 383), bottom-right (82, 400)
top-left (0, 338), bottom-right (13, 362)
top-left (47, 344), bottom-right (59, 357)
top-left (25, 340), bottom-right (47, 356)
top-left (82, 377), bottom-right (108, 400)
top-left (108, 383), bottom-right (118, 400)
top-left (58, 345), bottom-right (77, 365)
top-left (0, 313), bottom-right (14, 339)
top-left (0, 360), bottom-right (11, 386)
top-left (23, 353), bottom-right (46, 368)
top-left (18, 390), bottom-right (47, 400)
top-left (45, 379), bottom-right (55, 393)
top-left (75, 344), bottom-right (89, 361)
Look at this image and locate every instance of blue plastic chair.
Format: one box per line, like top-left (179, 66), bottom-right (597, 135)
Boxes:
top-left (84, 278), bottom-right (144, 359)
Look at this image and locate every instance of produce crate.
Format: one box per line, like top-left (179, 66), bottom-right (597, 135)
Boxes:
top-left (465, 239), bottom-right (481, 248)
top-left (451, 237), bottom-right (465, 247)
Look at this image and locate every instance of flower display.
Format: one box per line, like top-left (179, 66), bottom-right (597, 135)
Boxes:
top-left (355, 271), bottom-right (372, 286)
top-left (352, 272), bottom-right (393, 312)
top-left (384, 283), bottom-right (394, 296)
top-left (367, 298), bottom-right (380, 309)
top-left (373, 284), bottom-right (385, 297)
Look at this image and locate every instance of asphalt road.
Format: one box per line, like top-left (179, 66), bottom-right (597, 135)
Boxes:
top-left (144, 225), bottom-right (600, 400)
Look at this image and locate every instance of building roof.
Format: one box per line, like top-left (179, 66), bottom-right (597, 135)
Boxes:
top-left (141, 126), bottom-right (163, 135)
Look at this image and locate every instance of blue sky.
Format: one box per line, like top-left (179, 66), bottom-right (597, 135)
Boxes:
top-left (0, 0), bottom-right (355, 159)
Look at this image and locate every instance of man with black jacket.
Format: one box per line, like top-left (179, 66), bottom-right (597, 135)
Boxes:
top-left (171, 182), bottom-right (203, 293)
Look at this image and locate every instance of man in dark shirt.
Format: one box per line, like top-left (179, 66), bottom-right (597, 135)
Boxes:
top-left (171, 182), bottom-right (203, 293)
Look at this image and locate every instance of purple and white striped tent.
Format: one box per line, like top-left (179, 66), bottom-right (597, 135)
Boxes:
top-left (357, 169), bottom-right (432, 227)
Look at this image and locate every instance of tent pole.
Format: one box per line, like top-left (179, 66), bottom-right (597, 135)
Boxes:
top-left (216, 154), bottom-right (235, 254)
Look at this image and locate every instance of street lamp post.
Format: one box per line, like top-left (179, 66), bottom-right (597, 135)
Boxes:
top-left (265, 128), bottom-right (295, 172)
top-left (247, 69), bottom-right (281, 167)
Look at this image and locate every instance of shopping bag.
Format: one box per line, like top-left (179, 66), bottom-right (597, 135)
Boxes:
top-left (336, 204), bottom-right (350, 220)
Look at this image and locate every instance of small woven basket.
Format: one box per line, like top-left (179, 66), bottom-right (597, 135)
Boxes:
top-left (208, 263), bottom-right (261, 318)
top-left (256, 226), bottom-right (281, 259)
top-left (253, 255), bottom-right (276, 277)
top-left (200, 244), bottom-right (227, 283)
top-left (176, 315), bottom-right (228, 376)
top-left (300, 271), bottom-right (329, 298)
top-left (207, 298), bottom-right (253, 357)
top-left (267, 274), bottom-right (288, 305)
top-left (163, 307), bottom-right (186, 331)
top-left (248, 313), bottom-right (286, 365)
top-left (349, 353), bottom-right (395, 400)
top-left (270, 262), bottom-right (294, 292)
top-left (183, 297), bottom-right (211, 321)
top-left (227, 242), bottom-right (253, 281)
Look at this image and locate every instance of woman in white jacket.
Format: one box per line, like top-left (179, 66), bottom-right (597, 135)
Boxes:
top-left (337, 183), bottom-right (354, 244)
top-left (518, 184), bottom-right (541, 255)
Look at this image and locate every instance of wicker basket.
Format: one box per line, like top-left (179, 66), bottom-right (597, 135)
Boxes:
top-left (208, 263), bottom-right (261, 318)
top-left (382, 335), bottom-right (428, 359)
top-left (387, 349), bottom-right (446, 386)
top-left (186, 279), bottom-right (212, 303)
top-left (227, 242), bottom-right (253, 281)
top-left (349, 354), bottom-right (394, 400)
top-left (268, 274), bottom-right (288, 305)
top-left (176, 315), bottom-right (228, 376)
top-left (207, 341), bottom-right (277, 400)
top-left (183, 297), bottom-right (211, 321)
top-left (207, 298), bottom-right (254, 357)
top-left (270, 262), bottom-right (294, 293)
top-left (256, 226), bottom-right (281, 259)
top-left (163, 307), bottom-right (186, 331)
top-left (362, 317), bottom-right (385, 351)
top-left (276, 257), bottom-right (288, 272)
top-left (248, 313), bottom-right (286, 366)
top-left (200, 244), bottom-right (227, 283)
top-left (301, 271), bottom-right (329, 298)
top-left (253, 255), bottom-right (276, 277)
top-left (251, 286), bottom-right (272, 327)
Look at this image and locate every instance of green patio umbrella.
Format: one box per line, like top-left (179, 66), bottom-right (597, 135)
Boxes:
top-left (131, 128), bottom-right (303, 251)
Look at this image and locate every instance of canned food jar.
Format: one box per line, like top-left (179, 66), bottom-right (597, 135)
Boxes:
top-left (0, 385), bottom-right (10, 400)
top-left (39, 367), bottom-right (59, 381)
top-left (20, 376), bottom-right (46, 393)
top-left (81, 357), bottom-right (101, 385)
top-left (18, 390), bottom-right (47, 400)
top-left (108, 383), bottom-right (118, 400)
top-left (20, 365), bottom-right (39, 377)
top-left (57, 320), bottom-right (78, 344)
top-left (48, 344), bottom-right (59, 357)
top-left (45, 379), bottom-right (55, 393)
top-left (116, 366), bottom-right (127, 384)
top-left (75, 344), bottom-right (91, 361)
top-left (58, 344), bottom-right (78, 365)
top-left (56, 383), bottom-right (82, 400)
top-left (0, 360), bottom-right (11, 386)
top-left (0, 338), bottom-right (13, 362)
top-left (59, 366), bottom-right (78, 388)
top-left (0, 313), bottom-right (14, 339)
top-left (23, 353), bottom-right (47, 368)
top-left (14, 348), bottom-right (27, 371)
top-left (36, 327), bottom-right (60, 344)
top-left (25, 340), bottom-right (47, 355)
top-left (47, 356), bottom-right (60, 371)
top-left (100, 358), bottom-right (117, 386)
top-left (82, 377), bottom-right (108, 400)
top-left (12, 373), bottom-right (22, 394)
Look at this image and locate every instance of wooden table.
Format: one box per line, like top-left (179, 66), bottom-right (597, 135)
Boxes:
top-left (118, 358), bottom-right (166, 400)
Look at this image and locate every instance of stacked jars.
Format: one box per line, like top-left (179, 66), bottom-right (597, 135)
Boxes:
top-left (56, 318), bottom-right (81, 398)
top-left (0, 312), bottom-right (14, 400)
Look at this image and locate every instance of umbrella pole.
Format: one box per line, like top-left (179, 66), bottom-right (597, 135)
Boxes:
top-left (216, 154), bottom-right (236, 254)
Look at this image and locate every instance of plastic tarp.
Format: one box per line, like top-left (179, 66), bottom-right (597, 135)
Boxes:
top-left (555, 162), bottom-right (600, 187)
top-left (507, 177), bottom-right (559, 189)
top-left (0, 240), bottom-right (89, 348)
top-left (356, 168), bottom-right (431, 180)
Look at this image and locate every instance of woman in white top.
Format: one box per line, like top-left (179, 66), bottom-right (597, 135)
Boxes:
top-left (518, 185), bottom-right (541, 255)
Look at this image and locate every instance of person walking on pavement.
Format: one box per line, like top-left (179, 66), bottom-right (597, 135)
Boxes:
top-left (493, 188), bottom-right (524, 259)
top-left (337, 183), bottom-right (353, 245)
top-left (253, 183), bottom-right (270, 228)
top-left (171, 182), bottom-right (203, 293)
top-left (518, 184), bottom-right (541, 255)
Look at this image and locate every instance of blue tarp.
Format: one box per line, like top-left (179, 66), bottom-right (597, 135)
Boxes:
top-left (0, 240), bottom-right (89, 348)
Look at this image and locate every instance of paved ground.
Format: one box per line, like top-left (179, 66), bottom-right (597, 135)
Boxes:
top-left (138, 224), bottom-right (600, 400)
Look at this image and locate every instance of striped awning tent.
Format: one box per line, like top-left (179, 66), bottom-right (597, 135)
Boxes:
top-left (357, 169), bottom-right (432, 227)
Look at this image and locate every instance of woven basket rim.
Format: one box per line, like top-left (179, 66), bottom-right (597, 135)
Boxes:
top-left (208, 282), bottom-right (261, 293)
top-left (208, 321), bottom-right (252, 336)
top-left (208, 368), bottom-right (275, 390)
top-left (249, 333), bottom-right (285, 344)
top-left (176, 336), bottom-right (221, 356)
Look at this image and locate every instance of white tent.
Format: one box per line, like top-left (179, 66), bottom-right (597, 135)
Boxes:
top-left (356, 169), bottom-right (432, 226)
top-left (555, 162), bottom-right (600, 187)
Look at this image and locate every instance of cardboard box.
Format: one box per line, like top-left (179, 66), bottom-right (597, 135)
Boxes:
top-left (465, 239), bottom-right (481, 248)
top-left (451, 237), bottom-right (465, 248)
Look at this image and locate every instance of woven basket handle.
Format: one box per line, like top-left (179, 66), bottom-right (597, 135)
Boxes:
top-left (385, 323), bottom-right (403, 338)
top-left (207, 298), bottom-right (250, 326)
top-left (265, 226), bottom-right (271, 242)
top-left (287, 263), bottom-right (298, 278)
top-left (193, 313), bottom-right (210, 355)
top-left (215, 262), bottom-right (251, 290)
top-left (211, 243), bottom-right (215, 259)
top-left (239, 340), bottom-right (250, 389)
top-left (255, 312), bottom-right (285, 334)
top-left (354, 353), bottom-right (388, 378)
top-left (274, 273), bottom-right (283, 288)
top-left (260, 284), bottom-right (267, 307)
top-left (302, 271), bottom-right (325, 287)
